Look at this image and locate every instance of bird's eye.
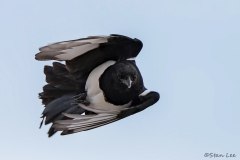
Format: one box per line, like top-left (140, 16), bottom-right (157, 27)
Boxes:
top-left (118, 74), bottom-right (125, 79)
top-left (122, 75), bottom-right (127, 79)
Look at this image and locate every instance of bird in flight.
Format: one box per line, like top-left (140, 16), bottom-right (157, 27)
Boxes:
top-left (35, 34), bottom-right (160, 137)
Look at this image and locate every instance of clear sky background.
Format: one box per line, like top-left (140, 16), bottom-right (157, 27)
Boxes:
top-left (0, 1), bottom-right (239, 160)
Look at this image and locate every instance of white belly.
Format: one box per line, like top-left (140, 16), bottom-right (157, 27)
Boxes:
top-left (84, 60), bottom-right (132, 111)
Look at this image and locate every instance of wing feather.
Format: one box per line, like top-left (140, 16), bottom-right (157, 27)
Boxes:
top-left (35, 34), bottom-right (143, 82)
top-left (72, 118), bottom-right (119, 133)
top-left (52, 91), bottom-right (159, 134)
top-left (36, 36), bottom-right (109, 60)
top-left (53, 112), bottom-right (117, 132)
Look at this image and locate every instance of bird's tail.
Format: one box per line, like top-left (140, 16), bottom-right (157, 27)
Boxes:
top-left (38, 62), bottom-right (85, 137)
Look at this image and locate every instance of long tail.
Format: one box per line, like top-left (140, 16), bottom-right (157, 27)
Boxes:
top-left (39, 62), bottom-right (85, 137)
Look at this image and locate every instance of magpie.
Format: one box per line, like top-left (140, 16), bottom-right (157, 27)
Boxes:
top-left (36, 34), bottom-right (160, 137)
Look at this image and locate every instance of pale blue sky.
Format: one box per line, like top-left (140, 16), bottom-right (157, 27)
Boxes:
top-left (0, 1), bottom-right (239, 160)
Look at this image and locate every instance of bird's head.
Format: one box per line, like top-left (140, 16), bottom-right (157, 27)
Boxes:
top-left (114, 61), bottom-right (137, 89)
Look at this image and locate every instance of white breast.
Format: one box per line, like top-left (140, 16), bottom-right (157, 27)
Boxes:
top-left (84, 60), bottom-right (132, 111)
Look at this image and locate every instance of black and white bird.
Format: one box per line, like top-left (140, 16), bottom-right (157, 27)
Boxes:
top-left (36, 34), bottom-right (160, 137)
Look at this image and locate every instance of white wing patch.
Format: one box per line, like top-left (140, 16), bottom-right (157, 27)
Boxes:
top-left (127, 57), bottom-right (136, 61)
top-left (139, 89), bottom-right (150, 96)
top-left (36, 36), bottom-right (109, 61)
top-left (55, 43), bottom-right (99, 60)
top-left (72, 119), bottom-right (119, 133)
top-left (53, 112), bottom-right (119, 132)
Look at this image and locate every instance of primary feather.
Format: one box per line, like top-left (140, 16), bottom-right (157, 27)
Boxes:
top-left (36, 36), bottom-right (109, 61)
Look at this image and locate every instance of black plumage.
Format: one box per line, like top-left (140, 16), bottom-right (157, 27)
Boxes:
top-left (99, 60), bottom-right (145, 105)
top-left (36, 34), bottom-right (160, 137)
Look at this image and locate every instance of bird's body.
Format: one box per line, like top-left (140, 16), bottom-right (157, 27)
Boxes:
top-left (85, 60), bottom-right (133, 111)
top-left (36, 34), bottom-right (160, 137)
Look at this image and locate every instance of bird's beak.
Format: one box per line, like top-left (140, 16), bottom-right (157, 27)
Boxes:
top-left (122, 77), bottom-right (132, 88)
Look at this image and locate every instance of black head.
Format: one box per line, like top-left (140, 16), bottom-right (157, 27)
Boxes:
top-left (99, 60), bottom-right (144, 105)
top-left (111, 61), bottom-right (138, 90)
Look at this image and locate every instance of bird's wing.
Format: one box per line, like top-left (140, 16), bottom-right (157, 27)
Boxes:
top-left (35, 34), bottom-right (143, 82)
top-left (53, 90), bottom-right (159, 135)
top-left (117, 91), bottom-right (160, 119)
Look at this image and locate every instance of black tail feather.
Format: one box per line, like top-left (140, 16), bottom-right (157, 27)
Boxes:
top-left (52, 62), bottom-right (73, 79)
top-left (38, 62), bottom-right (85, 137)
top-left (44, 65), bottom-right (79, 90)
top-left (39, 63), bottom-right (80, 106)
top-left (43, 95), bottom-right (74, 125)
top-left (39, 117), bottom-right (45, 128)
top-left (47, 105), bottom-right (85, 137)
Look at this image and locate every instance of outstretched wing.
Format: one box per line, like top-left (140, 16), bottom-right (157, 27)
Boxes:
top-left (35, 34), bottom-right (143, 82)
top-left (52, 91), bottom-right (160, 135)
